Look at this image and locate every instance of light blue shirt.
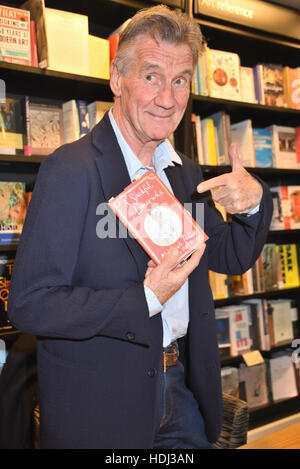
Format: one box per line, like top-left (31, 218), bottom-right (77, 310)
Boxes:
top-left (109, 109), bottom-right (189, 347)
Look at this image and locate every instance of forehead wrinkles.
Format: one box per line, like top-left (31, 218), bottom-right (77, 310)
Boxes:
top-left (131, 38), bottom-right (193, 74)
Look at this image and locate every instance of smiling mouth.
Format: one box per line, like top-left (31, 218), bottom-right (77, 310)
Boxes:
top-left (148, 112), bottom-right (173, 119)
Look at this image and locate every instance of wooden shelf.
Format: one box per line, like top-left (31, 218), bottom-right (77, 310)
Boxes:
top-left (201, 165), bottom-right (300, 176)
top-left (249, 396), bottom-right (300, 430)
top-left (214, 287), bottom-right (300, 307)
top-left (0, 154), bottom-right (45, 164)
top-left (0, 60), bottom-right (112, 102)
top-left (191, 94), bottom-right (300, 127)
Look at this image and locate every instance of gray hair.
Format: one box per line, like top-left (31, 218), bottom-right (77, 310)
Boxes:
top-left (113, 4), bottom-right (204, 75)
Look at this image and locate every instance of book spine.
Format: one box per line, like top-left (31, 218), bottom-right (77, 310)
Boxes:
top-left (30, 20), bottom-right (38, 67)
top-left (23, 96), bottom-right (32, 156)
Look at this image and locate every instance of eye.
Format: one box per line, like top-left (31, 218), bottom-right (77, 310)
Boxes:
top-left (174, 77), bottom-right (188, 87)
top-left (144, 74), bottom-right (160, 86)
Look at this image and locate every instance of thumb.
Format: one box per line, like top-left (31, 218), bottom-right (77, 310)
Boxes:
top-left (229, 142), bottom-right (243, 172)
top-left (159, 246), bottom-right (180, 271)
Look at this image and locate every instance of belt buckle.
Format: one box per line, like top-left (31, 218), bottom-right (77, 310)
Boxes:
top-left (162, 343), bottom-right (178, 373)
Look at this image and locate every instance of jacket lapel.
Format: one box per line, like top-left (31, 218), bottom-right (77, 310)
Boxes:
top-left (91, 114), bottom-right (150, 279)
top-left (164, 163), bottom-right (188, 205)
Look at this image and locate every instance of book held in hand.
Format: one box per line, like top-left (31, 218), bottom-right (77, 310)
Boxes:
top-left (108, 170), bottom-right (208, 266)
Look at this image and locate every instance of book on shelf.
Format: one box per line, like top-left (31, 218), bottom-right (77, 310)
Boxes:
top-left (242, 298), bottom-right (270, 351)
top-left (266, 352), bottom-right (299, 403)
top-left (0, 95), bottom-right (24, 155)
top-left (215, 304), bottom-right (252, 357)
top-left (108, 170), bottom-right (208, 266)
top-left (0, 254), bottom-right (14, 328)
top-left (62, 99), bottom-right (89, 144)
top-left (268, 125), bottom-right (300, 169)
top-left (288, 186), bottom-right (300, 229)
top-left (283, 66), bottom-right (300, 110)
top-left (228, 269), bottom-right (254, 297)
top-left (230, 119), bottom-right (256, 168)
top-left (200, 118), bottom-right (218, 165)
top-left (208, 111), bottom-right (231, 166)
top-left (24, 97), bottom-right (63, 156)
top-left (238, 363), bottom-right (269, 410)
top-left (108, 18), bottom-right (131, 63)
top-left (221, 366), bottom-right (239, 398)
top-left (253, 128), bottom-right (273, 168)
top-left (76, 100), bottom-right (89, 138)
top-left (255, 63), bottom-right (286, 107)
top-left (276, 244), bottom-right (300, 289)
top-left (270, 186), bottom-right (290, 231)
top-left (270, 186), bottom-right (300, 231)
top-left (215, 308), bottom-right (231, 358)
top-left (30, 19), bottom-right (38, 67)
top-left (0, 181), bottom-right (26, 244)
top-left (22, 0), bottom-right (90, 76)
top-left (209, 270), bottom-right (229, 300)
top-left (88, 34), bottom-right (110, 80)
top-left (267, 299), bottom-right (295, 347)
top-left (206, 48), bottom-right (242, 101)
top-left (87, 101), bottom-right (114, 131)
top-left (0, 5), bottom-right (31, 66)
top-left (261, 243), bottom-right (279, 292)
top-left (240, 66), bottom-right (257, 104)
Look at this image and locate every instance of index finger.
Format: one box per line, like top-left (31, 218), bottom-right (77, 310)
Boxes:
top-left (197, 174), bottom-right (229, 193)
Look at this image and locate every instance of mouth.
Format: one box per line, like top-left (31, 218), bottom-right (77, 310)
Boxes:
top-left (148, 112), bottom-right (173, 120)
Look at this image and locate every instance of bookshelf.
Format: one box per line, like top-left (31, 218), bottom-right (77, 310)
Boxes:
top-left (0, 0), bottom-right (300, 437)
top-left (187, 0), bottom-right (300, 430)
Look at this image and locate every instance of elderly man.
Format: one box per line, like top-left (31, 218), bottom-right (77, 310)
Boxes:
top-left (8, 5), bottom-right (272, 449)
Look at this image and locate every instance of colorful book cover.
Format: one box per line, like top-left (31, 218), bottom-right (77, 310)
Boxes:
top-left (0, 5), bottom-right (31, 66)
top-left (0, 254), bottom-right (14, 327)
top-left (207, 49), bottom-right (242, 101)
top-left (270, 186), bottom-right (291, 230)
top-left (253, 128), bottom-right (273, 168)
top-left (268, 125), bottom-right (299, 169)
top-left (209, 111), bottom-right (230, 165)
top-left (76, 100), bottom-right (89, 138)
top-left (276, 244), bottom-right (300, 289)
top-left (261, 64), bottom-right (285, 107)
top-left (240, 66), bottom-right (257, 104)
top-left (283, 66), bottom-right (300, 110)
top-left (29, 101), bottom-right (63, 155)
top-left (288, 186), bottom-right (300, 229)
top-left (215, 309), bottom-right (231, 358)
top-left (0, 96), bottom-right (23, 153)
top-left (261, 243), bottom-right (278, 291)
top-left (108, 170), bottom-right (208, 266)
top-left (0, 181), bottom-right (26, 244)
top-left (230, 119), bottom-right (256, 167)
top-left (239, 363), bottom-right (269, 409)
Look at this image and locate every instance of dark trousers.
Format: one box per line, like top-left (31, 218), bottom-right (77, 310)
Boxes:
top-left (153, 360), bottom-right (213, 449)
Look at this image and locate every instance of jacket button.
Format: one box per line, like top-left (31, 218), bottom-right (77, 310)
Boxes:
top-left (147, 368), bottom-right (157, 378)
top-left (125, 331), bottom-right (135, 341)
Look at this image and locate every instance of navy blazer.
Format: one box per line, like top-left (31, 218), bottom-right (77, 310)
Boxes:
top-left (8, 113), bottom-right (273, 448)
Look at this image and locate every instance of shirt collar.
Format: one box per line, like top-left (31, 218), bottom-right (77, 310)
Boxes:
top-left (108, 108), bottom-right (182, 181)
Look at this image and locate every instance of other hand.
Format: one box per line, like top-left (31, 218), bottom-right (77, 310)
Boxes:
top-left (144, 244), bottom-right (206, 305)
top-left (196, 142), bottom-right (263, 214)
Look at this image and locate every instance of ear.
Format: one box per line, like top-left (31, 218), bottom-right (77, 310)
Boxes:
top-left (110, 62), bottom-right (122, 97)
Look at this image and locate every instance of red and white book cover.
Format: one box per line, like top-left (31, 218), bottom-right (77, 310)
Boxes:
top-left (0, 6), bottom-right (31, 66)
top-left (108, 170), bottom-right (208, 266)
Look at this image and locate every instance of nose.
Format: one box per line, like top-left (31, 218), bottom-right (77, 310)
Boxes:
top-left (154, 83), bottom-right (175, 109)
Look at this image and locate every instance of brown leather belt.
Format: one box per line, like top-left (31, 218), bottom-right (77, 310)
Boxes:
top-left (161, 343), bottom-right (178, 373)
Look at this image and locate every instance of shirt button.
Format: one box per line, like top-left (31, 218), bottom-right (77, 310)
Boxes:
top-left (125, 331), bottom-right (135, 341)
top-left (147, 368), bottom-right (157, 378)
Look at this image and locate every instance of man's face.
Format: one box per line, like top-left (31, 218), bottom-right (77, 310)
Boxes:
top-left (111, 36), bottom-right (194, 153)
